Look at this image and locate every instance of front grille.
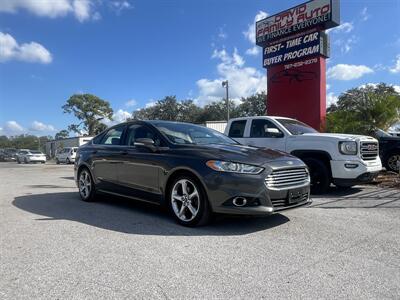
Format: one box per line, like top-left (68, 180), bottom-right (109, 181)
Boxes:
top-left (265, 168), bottom-right (309, 189)
top-left (360, 141), bottom-right (378, 161)
top-left (271, 193), bottom-right (309, 208)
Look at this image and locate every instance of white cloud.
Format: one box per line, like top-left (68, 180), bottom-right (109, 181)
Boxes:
top-left (125, 99), bottom-right (137, 108)
top-left (218, 26), bottom-right (227, 40)
top-left (327, 92), bottom-right (338, 106)
top-left (0, 0), bottom-right (99, 22)
top-left (393, 85), bottom-right (400, 94)
top-left (109, 1), bottom-right (132, 14)
top-left (2, 121), bottom-right (24, 134)
top-left (389, 54), bottom-right (400, 73)
top-left (327, 64), bottom-right (374, 80)
top-left (0, 32), bottom-right (52, 63)
top-left (195, 48), bottom-right (267, 106)
top-left (360, 7), bottom-right (370, 21)
top-left (326, 84), bottom-right (331, 90)
top-left (326, 22), bottom-right (353, 34)
top-left (102, 109), bottom-right (131, 126)
top-left (145, 100), bottom-right (156, 108)
top-left (243, 10), bottom-right (268, 43)
top-left (245, 46), bottom-right (259, 56)
top-left (30, 121), bottom-right (56, 132)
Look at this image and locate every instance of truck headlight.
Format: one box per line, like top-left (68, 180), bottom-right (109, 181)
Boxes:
top-left (206, 160), bottom-right (264, 174)
top-left (339, 141), bottom-right (358, 155)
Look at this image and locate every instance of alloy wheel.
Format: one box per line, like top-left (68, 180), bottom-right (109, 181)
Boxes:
top-left (387, 154), bottom-right (400, 172)
top-left (79, 170), bottom-right (92, 200)
top-left (171, 179), bottom-right (200, 222)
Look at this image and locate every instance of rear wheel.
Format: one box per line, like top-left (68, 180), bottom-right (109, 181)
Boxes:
top-left (303, 158), bottom-right (330, 194)
top-left (168, 176), bottom-right (211, 227)
top-left (78, 168), bottom-right (97, 202)
top-left (385, 152), bottom-right (400, 172)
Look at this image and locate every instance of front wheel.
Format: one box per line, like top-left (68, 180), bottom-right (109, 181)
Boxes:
top-left (78, 168), bottom-right (97, 202)
top-left (168, 176), bottom-right (211, 227)
top-left (302, 158), bottom-right (331, 195)
top-left (385, 152), bottom-right (400, 172)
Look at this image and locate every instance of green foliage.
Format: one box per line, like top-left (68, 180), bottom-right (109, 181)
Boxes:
top-left (326, 83), bottom-right (400, 135)
top-left (132, 92), bottom-right (267, 123)
top-left (55, 129), bottom-right (70, 140)
top-left (0, 135), bottom-right (52, 152)
top-left (62, 94), bottom-right (113, 136)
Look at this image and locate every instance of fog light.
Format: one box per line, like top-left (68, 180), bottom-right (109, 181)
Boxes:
top-left (345, 163), bottom-right (359, 169)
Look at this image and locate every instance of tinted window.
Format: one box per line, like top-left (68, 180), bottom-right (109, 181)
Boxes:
top-left (100, 126), bottom-right (125, 145)
top-left (125, 124), bottom-right (162, 146)
top-left (229, 120), bottom-right (247, 138)
top-left (153, 122), bottom-right (237, 145)
top-left (276, 118), bottom-right (318, 135)
top-left (250, 119), bottom-right (283, 138)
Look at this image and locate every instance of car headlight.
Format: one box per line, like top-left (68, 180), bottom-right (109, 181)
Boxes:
top-left (339, 141), bottom-right (358, 155)
top-left (206, 160), bottom-right (264, 174)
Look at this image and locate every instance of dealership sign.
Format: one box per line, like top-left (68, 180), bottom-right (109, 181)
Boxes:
top-left (263, 31), bottom-right (329, 68)
top-left (256, 0), bottom-right (340, 46)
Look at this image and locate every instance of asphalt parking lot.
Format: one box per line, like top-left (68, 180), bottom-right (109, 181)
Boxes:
top-left (1, 162), bottom-right (399, 299)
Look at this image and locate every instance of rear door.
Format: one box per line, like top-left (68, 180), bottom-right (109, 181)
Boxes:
top-left (244, 118), bottom-right (286, 151)
top-left (227, 120), bottom-right (248, 144)
top-left (91, 125), bottom-right (126, 191)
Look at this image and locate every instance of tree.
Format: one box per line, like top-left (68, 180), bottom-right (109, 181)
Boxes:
top-left (62, 94), bottom-right (113, 136)
top-left (237, 92), bottom-right (267, 117)
top-left (55, 130), bottom-right (69, 140)
top-left (326, 83), bottom-right (400, 135)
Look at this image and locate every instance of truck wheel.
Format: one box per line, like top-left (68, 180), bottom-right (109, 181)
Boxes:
top-left (385, 152), bottom-right (400, 172)
top-left (302, 158), bottom-right (330, 195)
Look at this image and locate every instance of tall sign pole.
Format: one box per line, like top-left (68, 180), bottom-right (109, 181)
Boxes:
top-left (222, 80), bottom-right (230, 121)
top-left (256, 0), bottom-right (340, 131)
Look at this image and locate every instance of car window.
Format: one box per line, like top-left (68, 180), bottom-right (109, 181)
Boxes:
top-left (228, 120), bottom-right (247, 138)
top-left (125, 124), bottom-right (162, 146)
top-left (100, 126), bottom-right (125, 145)
top-left (250, 119), bottom-right (283, 138)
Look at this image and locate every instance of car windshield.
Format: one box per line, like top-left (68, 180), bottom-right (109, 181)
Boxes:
top-left (276, 118), bottom-right (318, 135)
top-left (153, 122), bottom-right (238, 145)
top-left (375, 129), bottom-right (391, 137)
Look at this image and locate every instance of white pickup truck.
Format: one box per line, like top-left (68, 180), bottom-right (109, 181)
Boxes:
top-left (224, 116), bottom-right (382, 194)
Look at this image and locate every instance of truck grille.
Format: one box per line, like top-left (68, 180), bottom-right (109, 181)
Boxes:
top-left (265, 168), bottom-right (309, 189)
top-left (360, 142), bottom-right (378, 161)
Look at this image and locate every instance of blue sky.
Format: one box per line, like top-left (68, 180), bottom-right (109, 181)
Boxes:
top-left (0, 0), bottom-right (399, 136)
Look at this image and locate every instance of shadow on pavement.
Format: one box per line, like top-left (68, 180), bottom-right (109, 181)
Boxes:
top-left (13, 192), bottom-right (289, 236)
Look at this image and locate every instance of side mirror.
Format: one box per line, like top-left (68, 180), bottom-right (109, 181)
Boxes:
top-left (265, 128), bottom-right (284, 138)
top-left (134, 138), bottom-right (157, 151)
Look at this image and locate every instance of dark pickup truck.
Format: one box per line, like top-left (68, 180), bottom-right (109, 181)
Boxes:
top-left (376, 130), bottom-right (400, 172)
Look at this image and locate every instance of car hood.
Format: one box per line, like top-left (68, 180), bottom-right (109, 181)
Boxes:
top-left (181, 143), bottom-right (303, 167)
top-left (379, 136), bottom-right (400, 142)
top-left (301, 133), bottom-right (377, 142)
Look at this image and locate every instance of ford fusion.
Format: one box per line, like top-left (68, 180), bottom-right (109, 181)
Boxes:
top-left (74, 121), bottom-right (311, 226)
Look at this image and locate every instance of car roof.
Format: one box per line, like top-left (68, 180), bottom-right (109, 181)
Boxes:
top-left (228, 116), bottom-right (294, 122)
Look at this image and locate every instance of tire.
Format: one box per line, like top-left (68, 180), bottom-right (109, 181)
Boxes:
top-left (385, 152), bottom-right (400, 172)
top-left (168, 175), bottom-right (211, 227)
top-left (56, 158), bottom-right (60, 165)
top-left (24, 158), bottom-right (28, 164)
top-left (17, 158), bottom-right (21, 164)
top-left (302, 158), bottom-right (331, 195)
top-left (78, 167), bottom-right (97, 202)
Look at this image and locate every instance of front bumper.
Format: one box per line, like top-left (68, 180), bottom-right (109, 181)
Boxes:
top-left (330, 157), bottom-right (382, 184)
top-left (202, 171), bottom-right (311, 216)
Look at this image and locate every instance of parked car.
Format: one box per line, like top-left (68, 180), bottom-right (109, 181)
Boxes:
top-left (375, 129), bottom-right (400, 172)
top-left (16, 149), bottom-right (30, 163)
top-left (0, 148), bottom-right (18, 162)
top-left (74, 120), bottom-right (311, 226)
top-left (17, 150), bottom-right (46, 164)
top-left (225, 116), bottom-right (382, 194)
top-left (56, 147), bottom-right (78, 164)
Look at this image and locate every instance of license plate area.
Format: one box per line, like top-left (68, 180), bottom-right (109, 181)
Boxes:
top-left (288, 187), bottom-right (308, 204)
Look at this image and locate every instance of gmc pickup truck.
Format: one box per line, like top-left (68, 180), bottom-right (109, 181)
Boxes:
top-left (225, 116), bottom-right (382, 194)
